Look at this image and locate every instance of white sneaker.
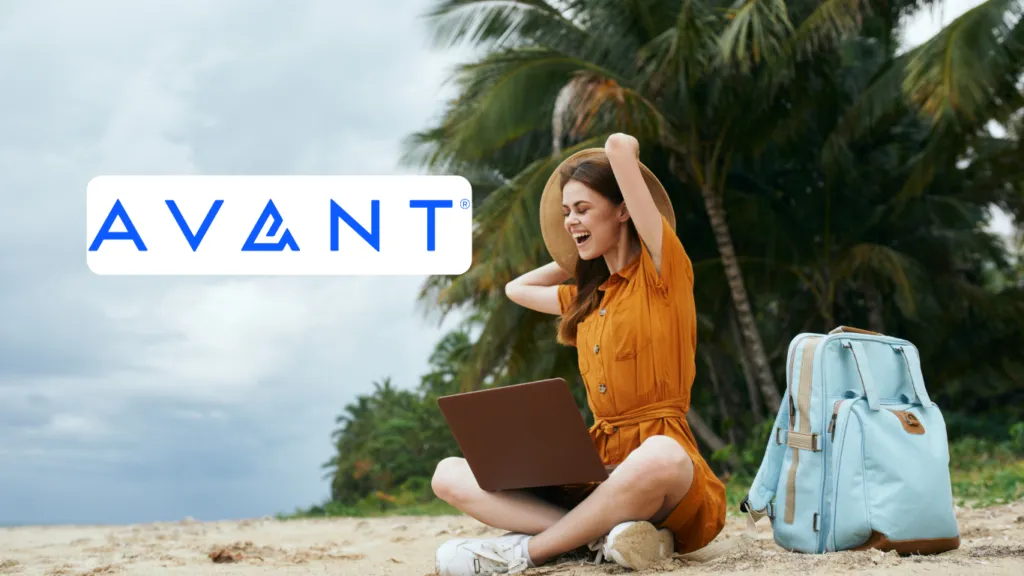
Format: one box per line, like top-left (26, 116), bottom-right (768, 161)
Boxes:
top-left (435, 533), bottom-right (533, 575)
top-left (594, 521), bottom-right (674, 570)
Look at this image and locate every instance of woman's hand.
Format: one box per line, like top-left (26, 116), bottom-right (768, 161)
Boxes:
top-left (505, 261), bottom-right (572, 315)
top-left (606, 133), bottom-right (639, 158)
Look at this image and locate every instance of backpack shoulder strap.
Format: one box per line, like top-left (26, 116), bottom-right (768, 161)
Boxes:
top-left (740, 388), bottom-right (792, 522)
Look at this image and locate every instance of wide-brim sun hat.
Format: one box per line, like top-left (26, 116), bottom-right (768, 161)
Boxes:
top-left (539, 147), bottom-right (676, 273)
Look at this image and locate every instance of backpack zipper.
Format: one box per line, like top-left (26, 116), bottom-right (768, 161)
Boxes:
top-left (827, 400), bottom-right (842, 440)
top-left (828, 399), bottom-right (857, 551)
top-left (820, 398), bottom-right (844, 552)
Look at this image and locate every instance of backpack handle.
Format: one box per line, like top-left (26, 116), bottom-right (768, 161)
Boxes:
top-left (892, 345), bottom-right (932, 408)
top-left (843, 340), bottom-right (932, 410)
top-left (829, 325), bottom-right (882, 336)
top-left (843, 340), bottom-right (880, 410)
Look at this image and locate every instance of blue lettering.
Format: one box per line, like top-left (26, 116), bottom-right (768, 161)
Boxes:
top-left (242, 200), bottom-right (299, 251)
top-left (409, 199), bottom-right (452, 252)
top-left (88, 199), bottom-right (147, 251)
top-left (89, 196), bottom-right (459, 256)
top-left (330, 200), bottom-right (380, 252)
top-left (166, 199), bottom-right (223, 252)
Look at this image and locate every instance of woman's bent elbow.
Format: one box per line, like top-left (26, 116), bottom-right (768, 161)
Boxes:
top-left (504, 282), bottom-right (522, 304)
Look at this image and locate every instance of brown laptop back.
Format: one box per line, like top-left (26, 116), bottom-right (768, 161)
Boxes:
top-left (437, 378), bottom-right (609, 492)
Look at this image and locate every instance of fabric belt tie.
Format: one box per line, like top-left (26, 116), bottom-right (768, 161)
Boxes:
top-left (591, 398), bottom-right (689, 436)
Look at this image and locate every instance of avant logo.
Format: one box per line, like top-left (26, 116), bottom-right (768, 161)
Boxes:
top-left (84, 174), bottom-right (473, 276)
top-left (87, 198), bottom-right (457, 253)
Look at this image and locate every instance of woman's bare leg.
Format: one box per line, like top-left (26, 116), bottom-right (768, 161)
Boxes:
top-left (431, 457), bottom-right (569, 535)
top-left (526, 435), bottom-right (694, 565)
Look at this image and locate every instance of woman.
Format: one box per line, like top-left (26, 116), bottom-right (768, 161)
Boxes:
top-left (431, 133), bottom-right (726, 575)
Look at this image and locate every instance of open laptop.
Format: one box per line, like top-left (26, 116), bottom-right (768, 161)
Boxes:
top-left (437, 377), bottom-right (610, 492)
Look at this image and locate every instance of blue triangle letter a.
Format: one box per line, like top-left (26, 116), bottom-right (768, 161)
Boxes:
top-left (242, 200), bottom-right (299, 251)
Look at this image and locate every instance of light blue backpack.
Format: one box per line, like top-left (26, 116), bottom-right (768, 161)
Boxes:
top-left (740, 326), bottom-right (961, 555)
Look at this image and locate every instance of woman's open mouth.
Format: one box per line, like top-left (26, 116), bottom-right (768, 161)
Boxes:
top-left (573, 231), bottom-right (591, 246)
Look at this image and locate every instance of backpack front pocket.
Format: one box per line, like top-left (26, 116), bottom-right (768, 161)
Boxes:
top-left (830, 401), bottom-right (960, 553)
top-left (829, 400), bottom-right (871, 551)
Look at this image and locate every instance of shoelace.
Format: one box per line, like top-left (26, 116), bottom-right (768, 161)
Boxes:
top-left (587, 535), bottom-right (607, 565)
top-left (467, 541), bottom-right (529, 574)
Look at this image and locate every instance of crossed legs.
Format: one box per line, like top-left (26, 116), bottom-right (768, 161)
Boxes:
top-left (431, 435), bottom-right (695, 566)
top-left (431, 458), bottom-right (569, 535)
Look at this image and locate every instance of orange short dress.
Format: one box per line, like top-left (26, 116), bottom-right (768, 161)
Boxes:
top-left (545, 215), bottom-right (726, 554)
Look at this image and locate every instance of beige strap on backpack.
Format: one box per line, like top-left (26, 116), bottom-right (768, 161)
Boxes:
top-left (829, 325), bottom-right (882, 336)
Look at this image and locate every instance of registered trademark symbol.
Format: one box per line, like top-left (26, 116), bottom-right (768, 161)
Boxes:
top-left (460, 198), bottom-right (471, 209)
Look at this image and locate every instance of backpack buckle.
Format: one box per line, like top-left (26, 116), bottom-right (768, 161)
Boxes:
top-left (784, 430), bottom-right (822, 452)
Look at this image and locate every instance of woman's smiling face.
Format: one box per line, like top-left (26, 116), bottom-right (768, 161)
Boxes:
top-left (562, 179), bottom-right (625, 260)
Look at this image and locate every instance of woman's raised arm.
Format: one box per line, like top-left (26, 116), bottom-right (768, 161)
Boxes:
top-left (505, 261), bottom-right (572, 315)
top-left (604, 133), bottom-right (665, 272)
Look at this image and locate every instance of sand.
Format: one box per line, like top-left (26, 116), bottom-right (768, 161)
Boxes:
top-left (2, 501), bottom-right (1022, 576)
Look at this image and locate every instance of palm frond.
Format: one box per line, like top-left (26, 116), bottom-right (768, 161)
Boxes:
top-left (455, 299), bottom-right (525, 390)
top-left (552, 72), bottom-right (665, 151)
top-left (903, 0), bottom-right (1024, 128)
top-left (791, 0), bottom-right (868, 60)
top-left (422, 0), bottom-right (586, 49)
top-left (822, 0), bottom-right (1024, 186)
top-left (821, 52), bottom-right (912, 175)
top-left (637, 0), bottom-right (721, 96)
top-left (718, 0), bottom-right (796, 73)
top-left (835, 242), bottom-right (922, 316)
top-left (442, 47), bottom-right (637, 160)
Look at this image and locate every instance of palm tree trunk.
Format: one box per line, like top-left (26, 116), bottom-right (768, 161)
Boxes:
top-left (686, 408), bottom-right (727, 453)
top-left (730, 307), bottom-right (764, 424)
top-left (699, 184), bottom-right (782, 410)
top-left (687, 408), bottom-right (738, 470)
top-left (701, 348), bottom-right (737, 445)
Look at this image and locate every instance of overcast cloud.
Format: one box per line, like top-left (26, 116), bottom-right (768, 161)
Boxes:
top-left (0, 0), bottom-right (471, 525)
top-left (0, 0), bottom-right (1004, 526)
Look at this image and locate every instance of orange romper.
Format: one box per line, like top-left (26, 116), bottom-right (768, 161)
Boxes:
top-left (550, 215), bottom-right (726, 554)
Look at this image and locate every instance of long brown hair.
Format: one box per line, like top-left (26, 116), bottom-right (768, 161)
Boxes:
top-left (556, 156), bottom-right (637, 346)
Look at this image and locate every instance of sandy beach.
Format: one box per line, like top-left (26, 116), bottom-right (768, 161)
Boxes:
top-left (2, 501), bottom-right (1022, 576)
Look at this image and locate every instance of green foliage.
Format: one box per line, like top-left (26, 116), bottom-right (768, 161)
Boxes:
top-left (710, 418), bottom-right (774, 477)
top-left (319, 330), bottom-right (470, 507)
top-left (285, 477), bottom-right (459, 519)
top-left (290, 427), bottom-right (1024, 519)
top-left (1012, 421), bottom-right (1024, 452)
top-left (946, 426), bottom-right (1024, 508)
top-left (397, 0), bottom-right (1024, 469)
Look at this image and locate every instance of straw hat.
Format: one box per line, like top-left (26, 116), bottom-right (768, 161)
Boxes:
top-left (539, 147), bottom-right (675, 273)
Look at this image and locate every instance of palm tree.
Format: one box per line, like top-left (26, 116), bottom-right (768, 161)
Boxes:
top-left (406, 0), bottom-right (923, 408)
top-left (826, 0), bottom-right (1024, 199)
top-left (399, 0), bottom-right (1024, 456)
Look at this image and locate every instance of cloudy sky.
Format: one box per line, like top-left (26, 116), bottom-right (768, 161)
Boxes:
top-left (0, 0), bottom-right (1000, 526)
top-left (0, 0), bottom-right (474, 526)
